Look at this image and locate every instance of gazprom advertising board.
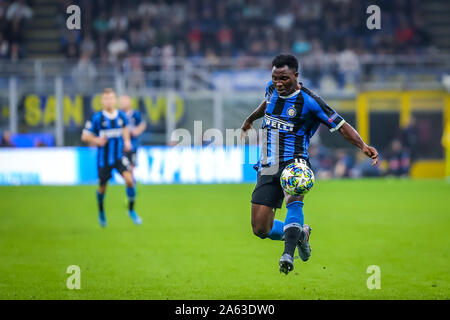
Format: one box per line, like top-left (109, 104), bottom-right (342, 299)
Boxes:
top-left (0, 146), bottom-right (259, 185)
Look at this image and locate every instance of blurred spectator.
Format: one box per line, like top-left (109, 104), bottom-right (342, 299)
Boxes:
top-left (399, 115), bottom-right (418, 161)
top-left (334, 149), bottom-right (353, 178)
top-left (71, 52), bottom-right (98, 87)
top-left (0, 33), bottom-right (9, 59)
top-left (6, 0), bottom-right (32, 21)
top-left (79, 33), bottom-right (96, 57)
top-left (0, 131), bottom-right (13, 147)
top-left (385, 139), bottom-right (411, 177)
top-left (107, 34), bottom-right (128, 62)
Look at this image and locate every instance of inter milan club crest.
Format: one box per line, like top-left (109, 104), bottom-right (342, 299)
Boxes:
top-left (287, 106), bottom-right (296, 117)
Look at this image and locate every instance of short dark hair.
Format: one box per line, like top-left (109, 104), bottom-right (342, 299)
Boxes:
top-left (272, 54), bottom-right (299, 72)
top-left (103, 88), bottom-right (115, 94)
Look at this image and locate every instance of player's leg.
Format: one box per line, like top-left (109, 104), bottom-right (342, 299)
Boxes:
top-left (120, 169), bottom-right (142, 225)
top-left (251, 204), bottom-right (284, 240)
top-left (96, 167), bottom-right (111, 228)
top-left (279, 194), bottom-right (305, 274)
top-left (251, 172), bottom-right (285, 240)
top-left (125, 151), bottom-right (136, 182)
top-left (283, 192), bottom-right (312, 262)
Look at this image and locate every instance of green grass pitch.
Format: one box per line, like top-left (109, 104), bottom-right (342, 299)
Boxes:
top-left (0, 179), bottom-right (449, 299)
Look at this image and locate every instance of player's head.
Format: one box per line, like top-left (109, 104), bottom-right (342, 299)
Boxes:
top-left (118, 95), bottom-right (132, 112)
top-left (271, 54), bottom-right (299, 96)
top-left (101, 88), bottom-right (117, 112)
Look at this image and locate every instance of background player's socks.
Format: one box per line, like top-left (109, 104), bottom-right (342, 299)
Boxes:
top-left (126, 187), bottom-right (135, 211)
top-left (96, 191), bottom-right (106, 227)
top-left (126, 187), bottom-right (142, 225)
top-left (96, 190), bottom-right (105, 212)
top-left (267, 219), bottom-right (284, 240)
top-left (283, 226), bottom-right (302, 257)
top-left (284, 201), bottom-right (304, 227)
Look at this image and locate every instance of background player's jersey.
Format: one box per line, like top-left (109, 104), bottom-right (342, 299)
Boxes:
top-left (125, 110), bottom-right (143, 152)
top-left (83, 110), bottom-right (128, 168)
top-left (261, 80), bottom-right (346, 166)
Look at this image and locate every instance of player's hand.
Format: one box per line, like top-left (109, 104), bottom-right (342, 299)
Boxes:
top-left (124, 140), bottom-right (132, 152)
top-left (131, 128), bottom-right (139, 137)
top-left (362, 145), bottom-right (379, 166)
top-left (96, 137), bottom-right (107, 147)
top-left (240, 119), bottom-right (253, 140)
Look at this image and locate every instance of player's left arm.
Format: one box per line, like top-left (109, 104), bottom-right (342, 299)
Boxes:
top-left (131, 112), bottom-right (147, 137)
top-left (121, 114), bottom-right (132, 152)
top-left (308, 94), bottom-right (379, 166)
top-left (338, 123), bottom-right (379, 166)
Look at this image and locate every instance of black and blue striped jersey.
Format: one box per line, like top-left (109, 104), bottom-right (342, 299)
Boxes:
top-left (260, 80), bottom-right (345, 166)
top-left (125, 110), bottom-right (143, 152)
top-left (83, 110), bottom-right (128, 168)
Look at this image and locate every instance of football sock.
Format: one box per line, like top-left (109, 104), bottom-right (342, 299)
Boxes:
top-left (267, 219), bottom-right (284, 240)
top-left (126, 187), bottom-right (135, 211)
top-left (96, 190), bottom-right (105, 212)
top-left (284, 201), bottom-right (304, 228)
top-left (283, 226), bottom-right (302, 257)
top-left (283, 201), bottom-right (305, 257)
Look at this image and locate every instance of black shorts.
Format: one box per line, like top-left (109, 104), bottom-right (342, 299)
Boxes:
top-left (251, 158), bottom-right (312, 209)
top-left (124, 151), bottom-right (137, 167)
top-left (98, 156), bottom-right (132, 185)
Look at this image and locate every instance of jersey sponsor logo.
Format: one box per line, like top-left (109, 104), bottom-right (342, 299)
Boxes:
top-left (99, 128), bottom-right (123, 138)
top-left (287, 106), bottom-right (296, 117)
top-left (264, 115), bottom-right (294, 132)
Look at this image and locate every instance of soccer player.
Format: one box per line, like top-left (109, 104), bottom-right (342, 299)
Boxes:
top-left (241, 54), bottom-right (378, 274)
top-left (118, 95), bottom-right (147, 176)
top-left (81, 88), bottom-right (143, 227)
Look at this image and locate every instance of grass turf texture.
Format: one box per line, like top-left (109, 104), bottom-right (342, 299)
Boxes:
top-left (0, 179), bottom-right (449, 300)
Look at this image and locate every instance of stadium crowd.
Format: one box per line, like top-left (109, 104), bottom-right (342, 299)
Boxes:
top-left (60, 0), bottom-right (430, 62)
top-left (0, 0), bottom-right (32, 60)
top-left (53, 0), bottom-right (433, 91)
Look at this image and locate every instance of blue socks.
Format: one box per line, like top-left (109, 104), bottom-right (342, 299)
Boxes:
top-left (284, 201), bottom-right (304, 230)
top-left (267, 219), bottom-right (284, 240)
top-left (266, 201), bottom-right (304, 241)
top-left (96, 191), bottom-right (105, 212)
top-left (126, 187), bottom-right (136, 211)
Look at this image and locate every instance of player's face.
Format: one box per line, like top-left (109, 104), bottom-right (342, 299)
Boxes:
top-left (119, 96), bottom-right (132, 112)
top-left (272, 66), bottom-right (299, 96)
top-left (102, 92), bottom-right (117, 112)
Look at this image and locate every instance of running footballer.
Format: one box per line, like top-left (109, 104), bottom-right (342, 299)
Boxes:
top-left (81, 88), bottom-right (143, 227)
top-left (241, 54), bottom-right (379, 274)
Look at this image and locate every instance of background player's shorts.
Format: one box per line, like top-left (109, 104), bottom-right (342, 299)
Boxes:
top-left (251, 158), bottom-right (312, 209)
top-left (98, 156), bottom-right (132, 185)
top-left (124, 151), bottom-right (137, 167)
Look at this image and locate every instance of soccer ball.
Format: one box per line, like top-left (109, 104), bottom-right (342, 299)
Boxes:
top-left (280, 162), bottom-right (315, 196)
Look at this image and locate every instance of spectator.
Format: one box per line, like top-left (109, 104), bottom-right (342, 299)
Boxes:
top-left (0, 131), bottom-right (14, 147)
top-left (6, 0), bottom-right (32, 22)
top-left (334, 149), bottom-right (353, 178)
top-left (107, 34), bottom-right (128, 62)
top-left (385, 139), bottom-right (411, 177)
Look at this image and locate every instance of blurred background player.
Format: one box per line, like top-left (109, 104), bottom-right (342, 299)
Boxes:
top-left (118, 95), bottom-right (147, 177)
top-left (81, 88), bottom-right (142, 227)
top-left (241, 54), bottom-right (378, 275)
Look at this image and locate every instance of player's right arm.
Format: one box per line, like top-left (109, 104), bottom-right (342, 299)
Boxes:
top-left (241, 100), bottom-right (267, 134)
top-left (241, 81), bottom-right (273, 138)
top-left (81, 115), bottom-right (107, 147)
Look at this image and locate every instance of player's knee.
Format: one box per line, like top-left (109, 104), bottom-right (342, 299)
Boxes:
top-left (252, 225), bottom-right (270, 239)
top-left (125, 180), bottom-right (134, 188)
